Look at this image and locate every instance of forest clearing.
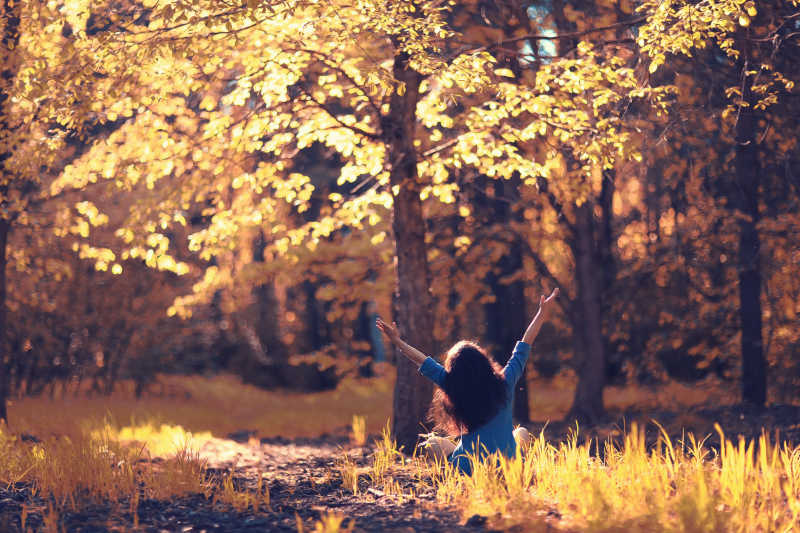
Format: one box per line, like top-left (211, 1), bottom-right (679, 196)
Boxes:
top-left (2, 0), bottom-right (800, 531)
top-left (2, 373), bottom-right (800, 531)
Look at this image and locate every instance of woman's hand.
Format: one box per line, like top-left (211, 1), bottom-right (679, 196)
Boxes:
top-left (537, 287), bottom-right (560, 319)
top-left (522, 287), bottom-right (559, 345)
top-left (376, 318), bottom-right (429, 366)
top-left (376, 317), bottom-right (401, 344)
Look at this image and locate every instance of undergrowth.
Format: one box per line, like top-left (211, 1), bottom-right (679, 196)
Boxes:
top-left (0, 423), bottom-right (273, 528)
top-left (0, 372), bottom-right (780, 532)
top-left (0, 372), bottom-right (392, 530)
top-left (366, 422), bottom-right (800, 532)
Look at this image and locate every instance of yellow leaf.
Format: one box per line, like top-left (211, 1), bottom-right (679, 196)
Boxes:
top-left (738, 15), bottom-right (750, 27)
top-left (454, 236), bottom-right (471, 248)
top-left (494, 68), bottom-right (515, 78)
top-left (200, 95), bottom-right (217, 111)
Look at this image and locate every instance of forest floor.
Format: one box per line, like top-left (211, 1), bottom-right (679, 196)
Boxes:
top-left (0, 428), bottom-right (492, 532)
top-left (5, 402), bottom-right (800, 532)
top-left (4, 372), bottom-right (800, 532)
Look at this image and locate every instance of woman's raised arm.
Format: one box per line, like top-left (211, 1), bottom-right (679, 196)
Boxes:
top-left (521, 287), bottom-right (559, 345)
top-left (376, 318), bottom-right (429, 367)
top-left (503, 287), bottom-right (559, 385)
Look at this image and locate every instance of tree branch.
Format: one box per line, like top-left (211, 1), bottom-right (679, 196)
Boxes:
top-left (537, 176), bottom-right (576, 235)
top-left (298, 86), bottom-right (381, 140)
top-left (450, 16), bottom-right (646, 60)
top-left (422, 137), bottom-right (461, 158)
top-left (288, 47), bottom-right (384, 121)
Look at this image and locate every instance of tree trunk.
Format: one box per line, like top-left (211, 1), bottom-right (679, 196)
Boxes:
top-left (735, 62), bottom-right (766, 406)
top-left (483, 179), bottom-right (530, 422)
top-left (549, 0), bottom-right (606, 424)
top-left (599, 171), bottom-right (621, 381)
top-left (567, 203), bottom-right (606, 423)
top-left (598, 171), bottom-right (616, 292)
top-left (0, 0), bottom-right (22, 424)
top-left (383, 51), bottom-right (435, 453)
top-left (253, 232), bottom-right (289, 364)
top-left (486, 248), bottom-right (530, 422)
top-left (302, 280), bottom-right (327, 351)
top-left (0, 219), bottom-right (8, 421)
top-left (253, 280), bottom-right (289, 362)
top-left (104, 331), bottom-right (131, 395)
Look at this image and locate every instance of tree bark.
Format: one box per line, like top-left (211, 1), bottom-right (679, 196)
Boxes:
top-left (0, 219), bottom-right (8, 421)
top-left (548, 0), bottom-right (606, 424)
top-left (735, 58), bottom-right (766, 406)
top-left (567, 202), bottom-right (606, 423)
top-left (482, 179), bottom-right (529, 422)
top-left (383, 51), bottom-right (435, 453)
top-left (598, 171), bottom-right (616, 292)
top-left (0, 0), bottom-right (21, 423)
top-left (253, 280), bottom-right (289, 364)
top-left (302, 280), bottom-right (327, 352)
top-left (253, 232), bottom-right (289, 364)
top-left (486, 246), bottom-right (530, 422)
top-left (599, 171), bottom-right (622, 381)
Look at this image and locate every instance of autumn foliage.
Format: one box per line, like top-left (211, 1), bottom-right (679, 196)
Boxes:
top-left (0, 0), bottom-right (797, 450)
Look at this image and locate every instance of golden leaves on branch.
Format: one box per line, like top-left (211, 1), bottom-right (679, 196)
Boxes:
top-left (19, 0), bottom-right (786, 335)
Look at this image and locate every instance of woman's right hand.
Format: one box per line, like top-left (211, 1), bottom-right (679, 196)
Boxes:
top-left (376, 318), bottom-right (401, 344)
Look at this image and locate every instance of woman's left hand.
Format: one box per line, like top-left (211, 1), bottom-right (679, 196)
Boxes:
top-left (537, 287), bottom-right (560, 318)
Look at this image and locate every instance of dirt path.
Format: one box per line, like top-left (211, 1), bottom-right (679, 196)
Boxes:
top-left (0, 433), bottom-right (490, 532)
top-left (195, 433), bottom-right (487, 532)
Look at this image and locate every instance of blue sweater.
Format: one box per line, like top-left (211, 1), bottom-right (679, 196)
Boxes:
top-left (418, 341), bottom-right (531, 475)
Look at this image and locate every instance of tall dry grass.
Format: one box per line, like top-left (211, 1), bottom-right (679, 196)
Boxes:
top-left (368, 422), bottom-right (800, 532)
top-left (0, 424), bottom-right (212, 511)
top-left (0, 371), bottom-right (394, 529)
top-left (0, 369), bottom-right (780, 532)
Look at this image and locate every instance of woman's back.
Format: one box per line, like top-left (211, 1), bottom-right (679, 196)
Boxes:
top-left (376, 287), bottom-right (558, 476)
top-left (419, 341), bottom-right (531, 474)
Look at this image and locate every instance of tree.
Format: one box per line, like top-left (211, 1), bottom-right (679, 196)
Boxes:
top-left (0, 0), bottom-right (23, 422)
top-left (36, 0), bottom-right (796, 444)
top-left (24, 0), bottom-right (455, 449)
top-left (422, 0), bottom-right (670, 423)
top-left (638, 0), bottom-right (800, 405)
top-left (0, 0), bottom-right (220, 419)
top-left (0, 0), bottom-right (119, 419)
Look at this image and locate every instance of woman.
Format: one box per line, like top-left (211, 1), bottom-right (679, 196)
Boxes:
top-left (377, 287), bottom-right (559, 474)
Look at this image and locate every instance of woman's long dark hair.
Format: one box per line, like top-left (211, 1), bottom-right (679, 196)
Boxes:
top-left (428, 341), bottom-right (508, 435)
